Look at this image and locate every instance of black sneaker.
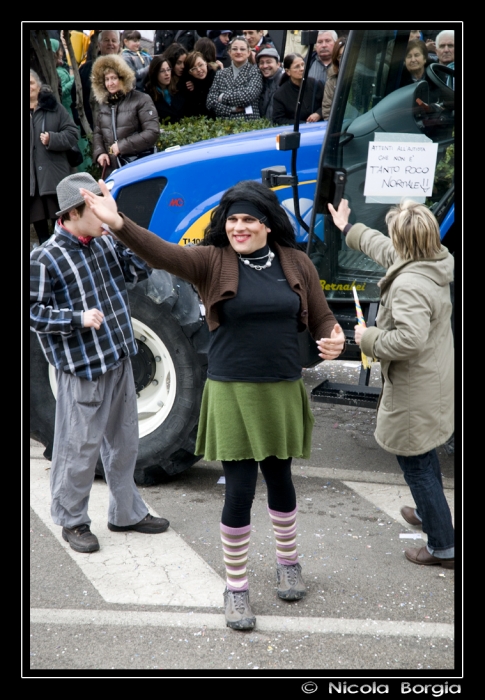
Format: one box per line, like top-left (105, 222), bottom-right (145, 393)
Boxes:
top-left (62, 524), bottom-right (100, 553)
top-left (107, 513), bottom-right (170, 534)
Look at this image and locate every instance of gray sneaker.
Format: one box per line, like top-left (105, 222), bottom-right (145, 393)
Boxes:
top-left (276, 562), bottom-right (307, 600)
top-left (223, 588), bottom-right (256, 630)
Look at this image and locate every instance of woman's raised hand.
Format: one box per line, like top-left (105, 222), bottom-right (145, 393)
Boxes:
top-left (80, 179), bottom-right (123, 232)
top-left (328, 199), bottom-right (351, 232)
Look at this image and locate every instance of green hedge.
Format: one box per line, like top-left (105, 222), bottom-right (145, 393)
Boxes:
top-left (88, 115), bottom-right (273, 181)
top-left (157, 115), bottom-right (273, 151)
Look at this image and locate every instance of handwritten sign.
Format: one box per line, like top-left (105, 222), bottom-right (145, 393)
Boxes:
top-left (364, 141), bottom-right (438, 197)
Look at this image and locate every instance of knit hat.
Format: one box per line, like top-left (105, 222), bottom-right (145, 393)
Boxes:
top-left (256, 47), bottom-right (280, 63)
top-left (56, 173), bottom-right (102, 216)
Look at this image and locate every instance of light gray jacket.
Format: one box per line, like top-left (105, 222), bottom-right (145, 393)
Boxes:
top-left (346, 223), bottom-right (454, 456)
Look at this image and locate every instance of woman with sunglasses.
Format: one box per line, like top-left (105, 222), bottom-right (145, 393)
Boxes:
top-left (206, 36), bottom-right (262, 120)
top-left (144, 55), bottom-right (187, 123)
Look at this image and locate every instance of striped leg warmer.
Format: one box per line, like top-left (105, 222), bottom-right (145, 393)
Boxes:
top-left (268, 506), bottom-right (299, 565)
top-left (220, 523), bottom-right (252, 591)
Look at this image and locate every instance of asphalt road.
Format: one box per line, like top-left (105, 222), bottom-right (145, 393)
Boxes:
top-left (27, 360), bottom-right (459, 682)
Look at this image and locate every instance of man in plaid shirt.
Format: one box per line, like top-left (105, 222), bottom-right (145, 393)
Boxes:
top-left (30, 173), bottom-right (170, 553)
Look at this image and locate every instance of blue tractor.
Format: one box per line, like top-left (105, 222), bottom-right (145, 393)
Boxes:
top-left (30, 28), bottom-right (455, 484)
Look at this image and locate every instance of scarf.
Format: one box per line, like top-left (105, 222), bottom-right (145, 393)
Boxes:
top-left (107, 91), bottom-right (125, 105)
top-left (156, 86), bottom-right (171, 105)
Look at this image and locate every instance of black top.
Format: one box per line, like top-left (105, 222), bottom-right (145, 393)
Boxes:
top-left (272, 77), bottom-right (324, 125)
top-left (208, 245), bottom-right (301, 382)
top-left (180, 67), bottom-right (217, 118)
top-left (150, 87), bottom-right (186, 123)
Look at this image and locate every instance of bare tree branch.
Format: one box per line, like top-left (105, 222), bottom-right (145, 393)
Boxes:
top-left (31, 30), bottom-right (59, 100)
top-left (89, 31), bottom-right (102, 128)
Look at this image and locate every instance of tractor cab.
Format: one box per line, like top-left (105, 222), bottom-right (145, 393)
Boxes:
top-left (272, 29), bottom-right (455, 406)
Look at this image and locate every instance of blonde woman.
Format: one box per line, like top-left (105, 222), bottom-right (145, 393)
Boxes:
top-left (329, 198), bottom-right (454, 569)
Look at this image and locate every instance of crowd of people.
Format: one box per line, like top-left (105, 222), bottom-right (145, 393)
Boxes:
top-left (30, 28), bottom-right (456, 631)
top-left (30, 29), bottom-right (455, 246)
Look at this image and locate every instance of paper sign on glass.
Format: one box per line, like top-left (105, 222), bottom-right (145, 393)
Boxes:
top-left (363, 141), bottom-right (438, 198)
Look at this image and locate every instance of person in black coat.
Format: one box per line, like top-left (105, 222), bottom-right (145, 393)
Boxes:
top-left (180, 51), bottom-right (217, 118)
top-left (30, 70), bottom-right (79, 244)
top-left (153, 29), bottom-right (199, 55)
top-left (211, 30), bottom-right (232, 69)
top-left (272, 53), bottom-right (323, 125)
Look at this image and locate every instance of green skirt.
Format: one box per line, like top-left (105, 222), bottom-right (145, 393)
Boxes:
top-left (195, 378), bottom-right (315, 462)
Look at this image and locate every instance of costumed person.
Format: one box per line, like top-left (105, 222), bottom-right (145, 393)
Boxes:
top-left (30, 173), bottom-right (170, 554)
top-left (91, 54), bottom-right (159, 176)
top-left (328, 198), bottom-right (454, 569)
top-left (80, 178), bottom-right (346, 630)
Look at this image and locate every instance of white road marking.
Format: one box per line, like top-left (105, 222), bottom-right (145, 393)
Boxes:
top-left (30, 442), bottom-right (455, 625)
top-left (30, 608), bottom-right (454, 638)
top-left (29, 448), bottom-right (225, 607)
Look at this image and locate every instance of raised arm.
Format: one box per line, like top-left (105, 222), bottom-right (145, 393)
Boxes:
top-left (80, 180), bottom-right (211, 285)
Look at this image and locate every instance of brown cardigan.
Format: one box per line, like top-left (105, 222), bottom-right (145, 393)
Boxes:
top-left (117, 214), bottom-right (338, 340)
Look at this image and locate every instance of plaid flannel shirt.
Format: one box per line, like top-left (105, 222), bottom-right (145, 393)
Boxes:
top-left (30, 221), bottom-right (151, 380)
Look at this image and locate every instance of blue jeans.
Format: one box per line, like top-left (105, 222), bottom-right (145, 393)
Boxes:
top-left (396, 449), bottom-right (454, 558)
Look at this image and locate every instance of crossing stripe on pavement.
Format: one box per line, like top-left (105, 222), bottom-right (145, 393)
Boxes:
top-left (30, 608), bottom-right (454, 638)
top-left (30, 452), bottom-right (225, 607)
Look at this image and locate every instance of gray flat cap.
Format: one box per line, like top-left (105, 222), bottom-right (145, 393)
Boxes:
top-left (256, 47), bottom-right (280, 63)
top-left (56, 172), bottom-right (102, 217)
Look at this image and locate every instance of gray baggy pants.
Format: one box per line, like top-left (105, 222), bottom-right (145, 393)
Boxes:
top-left (50, 358), bottom-right (148, 528)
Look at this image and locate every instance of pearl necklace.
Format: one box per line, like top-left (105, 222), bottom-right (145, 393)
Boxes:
top-left (238, 249), bottom-right (275, 271)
